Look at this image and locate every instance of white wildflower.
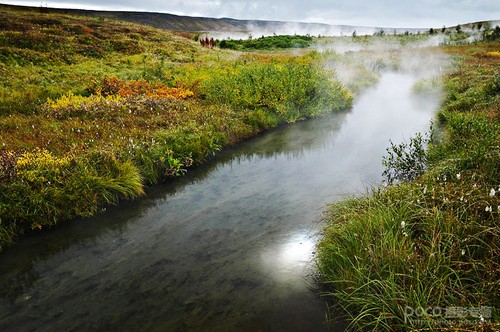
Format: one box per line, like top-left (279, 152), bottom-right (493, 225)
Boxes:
top-left (401, 221), bottom-right (406, 229)
top-left (489, 188), bottom-right (496, 197)
top-left (456, 173), bottom-right (461, 180)
top-left (485, 206), bottom-right (492, 212)
top-left (461, 249), bottom-right (465, 256)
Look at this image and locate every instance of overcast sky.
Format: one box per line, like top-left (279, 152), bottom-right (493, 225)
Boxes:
top-left (2, 0), bottom-right (500, 28)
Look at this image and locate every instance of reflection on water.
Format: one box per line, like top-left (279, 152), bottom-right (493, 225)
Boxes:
top-left (260, 232), bottom-right (316, 284)
top-left (0, 70), bottom-right (438, 331)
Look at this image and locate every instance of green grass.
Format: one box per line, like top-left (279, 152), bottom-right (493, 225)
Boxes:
top-left (317, 41), bottom-right (500, 331)
top-left (194, 53), bottom-right (352, 121)
top-left (0, 7), bottom-right (353, 252)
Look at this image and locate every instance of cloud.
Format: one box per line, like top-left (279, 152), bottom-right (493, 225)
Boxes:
top-left (2, 0), bottom-right (500, 28)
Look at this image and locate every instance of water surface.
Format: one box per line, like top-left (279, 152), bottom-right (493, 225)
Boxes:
top-left (0, 71), bottom-right (437, 331)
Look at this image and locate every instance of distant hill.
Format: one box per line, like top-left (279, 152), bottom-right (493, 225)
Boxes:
top-left (0, 3), bottom-right (427, 36)
top-left (2, 3), bottom-right (497, 38)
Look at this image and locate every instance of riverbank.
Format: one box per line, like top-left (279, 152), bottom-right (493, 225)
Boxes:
top-left (0, 48), bottom-right (442, 332)
top-left (317, 41), bottom-right (499, 330)
top-left (0, 8), bottom-right (352, 252)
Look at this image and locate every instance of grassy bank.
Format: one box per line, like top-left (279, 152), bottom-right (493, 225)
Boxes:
top-left (0, 8), bottom-right (353, 252)
top-left (317, 41), bottom-right (499, 330)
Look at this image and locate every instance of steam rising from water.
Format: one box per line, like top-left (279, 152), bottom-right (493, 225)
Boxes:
top-left (317, 36), bottom-right (451, 101)
top-left (207, 22), bottom-right (428, 40)
top-left (208, 19), bottom-right (500, 48)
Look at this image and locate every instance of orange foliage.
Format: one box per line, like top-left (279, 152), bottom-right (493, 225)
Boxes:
top-left (94, 76), bottom-right (194, 100)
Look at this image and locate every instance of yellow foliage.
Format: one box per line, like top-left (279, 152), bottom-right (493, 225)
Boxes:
top-left (46, 93), bottom-right (122, 110)
top-left (16, 148), bottom-right (71, 183)
top-left (485, 51), bottom-right (500, 57)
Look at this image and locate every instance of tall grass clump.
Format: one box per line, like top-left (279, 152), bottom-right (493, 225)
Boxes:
top-left (198, 53), bottom-right (353, 123)
top-left (317, 41), bottom-right (499, 331)
top-left (0, 149), bottom-right (144, 249)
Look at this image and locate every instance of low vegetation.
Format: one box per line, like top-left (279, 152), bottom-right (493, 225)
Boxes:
top-left (0, 7), bottom-right (352, 251)
top-left (317, 41), bottom-right (500, 330)
top-left (217, 34), bottom-right (313, 51)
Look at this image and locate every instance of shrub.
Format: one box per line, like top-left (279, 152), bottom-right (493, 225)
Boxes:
top-left (89, 76), bottom-right (194, 100)
top-left (382, 133), bottom-right (428, 184)
top-left (218, 35), bottom-right (313, 51)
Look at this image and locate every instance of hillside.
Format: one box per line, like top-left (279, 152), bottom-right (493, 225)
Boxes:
top-left (0, 3), bottom-right (427, 36)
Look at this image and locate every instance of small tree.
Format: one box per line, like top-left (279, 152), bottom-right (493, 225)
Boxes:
top-left (429, 28), bottom-right (435, 35)
top-left (455, 24), bottom-right (462, 33)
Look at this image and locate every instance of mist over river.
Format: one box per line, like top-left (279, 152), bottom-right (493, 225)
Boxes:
top-left (0, 64), bottom-right (441, 331)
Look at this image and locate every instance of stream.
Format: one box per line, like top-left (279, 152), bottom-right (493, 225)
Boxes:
top-left (0, 70), bottom-right (438, 331)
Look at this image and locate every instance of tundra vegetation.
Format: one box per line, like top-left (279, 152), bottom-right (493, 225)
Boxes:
top-left (0, 4), bottom-right (499, 331)
top-left (317, 41), bottom-right (500, 330)
top-left (0, 6), bottom-right (352, 251)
